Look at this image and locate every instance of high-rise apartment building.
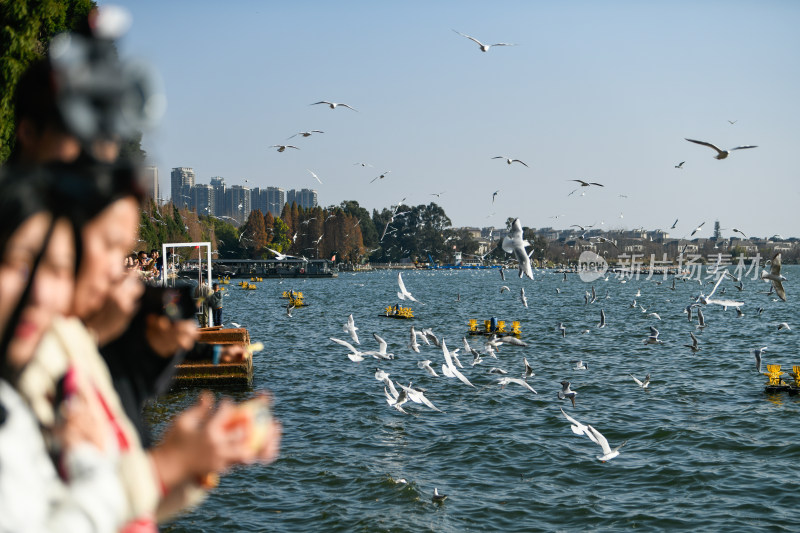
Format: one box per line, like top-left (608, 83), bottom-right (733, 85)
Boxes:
top-left (266, 187), bottom-right (285, 217)
top-left (226, 185), bottom-right (251, 224)
top-left (190, 184), bottom-right (215, 216)
top-left (287, 188), bottom-right (317, 209)
top-left (251, 187), bottom-right (268, 216)
top-left (143, 166), bottom-right (159, 204)
top-left (170, 167), bottom-right (195, 204)
top-left (210, 177), bottom-right (226, 217)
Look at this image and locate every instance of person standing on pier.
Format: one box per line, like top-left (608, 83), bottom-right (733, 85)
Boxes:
top-left (209, 283), bottom-right (223, 327)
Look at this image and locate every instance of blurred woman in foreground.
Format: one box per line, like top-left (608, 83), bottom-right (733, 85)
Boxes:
top-left (0, 174), bottom-right (126, 532)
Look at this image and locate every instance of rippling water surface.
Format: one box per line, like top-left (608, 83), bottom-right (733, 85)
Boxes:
top-left (154, 266), bottom-right (799, 532)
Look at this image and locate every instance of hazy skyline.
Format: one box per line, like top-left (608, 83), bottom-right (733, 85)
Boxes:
top-left (106, 0), bottom-right (800, 239)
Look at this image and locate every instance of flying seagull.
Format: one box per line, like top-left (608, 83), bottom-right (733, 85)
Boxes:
top-left (586, 425), bottom-right (627, 462)
top-left (265, 248), bottom-right (297, 261)
top-left (570, 179), bottom-right (604, 187)
top-left (311, 101), bottom-right (357, 111)
top-left (452, 29), bottom-right (516, 52)
top-left (558, 380), bottom-right (577, 407)
top-left (559, 407), bottom-right (599, 443)
top-left (492, 190), bottom-right (500, 203)
top-left (289, 130), bottom-right (324, 139)
top-left (330, 337), bottom-right (365, 362)
top-left (753, 347), bottom-right (767, 373)
top-left (501, 218), bottom-right (533, 280)
top-left (370, 171), bottom-right (391, 184)
top-left (761, 252), bottom-right (787, 301)
top-left (684, 138), bottom-right (757, 160)
top-left (307, 169), bottom-right (323, 184)
top-left (270, 144), bottom-right (299, 152)
top-left (631, 373), bottom-right (650, 389)
top-left (343, 314), bottom-right (359, 344)
top-left (498, 377), bottom-right (537, 394)
top-left (684, 332), bottom-right (700, 353)
top-left (675, 161), bottom-right (685, 169)
top-left (397, 272), bottom-right (421, 303)
top-left (492, 156), bottom-right (528, 167)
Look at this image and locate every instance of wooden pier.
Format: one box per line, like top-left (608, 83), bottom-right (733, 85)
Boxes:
top-left (172, 327), bottom-right (254, 388)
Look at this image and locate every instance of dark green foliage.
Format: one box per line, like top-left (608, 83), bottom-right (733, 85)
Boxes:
top-left (0, 0), bottom-right (96, 163)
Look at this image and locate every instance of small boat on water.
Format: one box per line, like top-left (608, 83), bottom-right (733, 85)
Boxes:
top-left (379, 305), bottom-right (414, 319)
top-left (467, 317), bottom-right (521, 337)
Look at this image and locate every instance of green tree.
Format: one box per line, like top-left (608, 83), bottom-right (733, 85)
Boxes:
top-left (271, 217), bottom-right (291, 253)
top-left (1, 0), bottom-right (94, 163)
top-left (240, 209), bottom-right (268, 259)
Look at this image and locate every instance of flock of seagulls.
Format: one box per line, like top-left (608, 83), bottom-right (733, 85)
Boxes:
top-left (247, 26), bottom-right (780, 505)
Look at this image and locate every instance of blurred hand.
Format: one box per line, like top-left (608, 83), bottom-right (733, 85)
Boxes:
top-left (150, 392), bottom-right (256, 490)
top-left (85, 270), bottom-right (143, 346)
top-left (54, 376), bottom-right (109, 453)
top-left (145, 316), bottom-right (198, 358)
top-left (219, 344), bottom-right (246, 363)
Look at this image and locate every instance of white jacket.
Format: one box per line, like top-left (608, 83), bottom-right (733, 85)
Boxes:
top-left (0, 380), bottom-right (125, 533)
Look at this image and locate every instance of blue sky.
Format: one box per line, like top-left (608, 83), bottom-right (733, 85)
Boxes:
top-left (106, 0), bottom-right (800, 239)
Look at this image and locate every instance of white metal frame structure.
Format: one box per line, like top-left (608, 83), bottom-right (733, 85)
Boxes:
top-left (161, 241), bottom-right (214, 325)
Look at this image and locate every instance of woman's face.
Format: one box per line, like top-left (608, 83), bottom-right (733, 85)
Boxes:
top-left (0, 214), bottom-right (75, 370)
top-left (72, 197), bottom-right (139, 320)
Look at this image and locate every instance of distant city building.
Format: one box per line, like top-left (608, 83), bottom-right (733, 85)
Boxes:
top-left (265, 187), bottom-right (285, 217)
top-left (143, 166), bottom-right (159, 204)
top-left (170, 167), bottom-right (195, 204)
top-left (287, 188), bottom-right (317, 209)
top-left (210, 177), bottom-right (226, 217)
top-left (226, 185), bottom-right (251, 224)
top-left (190, 184), bottom-right (215, 216)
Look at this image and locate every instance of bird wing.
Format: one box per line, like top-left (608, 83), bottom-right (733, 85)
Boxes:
top-left (589, 182), bottom-right (604, 187)
top-left (373, 333), bottom-right (388, 354)
top-left (631, 374), bottom-right (644, 387)
top-left (397, 272), bottom-right (408, 295)
top-left (649, 326), bottom-right (660, 338)
top-left (511, 159), bottom-right (529, 167)
top-left (571, 179), bottom-right (589, 186)
top-left (340, 104), bottom-right (358, 111)
top-left (330, 337), bottom-right (358, 354)
top-left (454, 30), bottom-right (485, 48)
top-left (773, 280), bottom-right (787, 302)
top-left (685, 138), bottom-right (724, 155)
top-left (586, 425), bottom-right (612, 455)
top-left (690, 332), bottom-right (698, 346)
top-left (311, 101), bottom-right (332, 106)
top-left (729, 145), bottom-right (757, 151)
top-left (490, 42), bottom-right (515, 47)
top-left (771, 253), bottom-right (782, 276)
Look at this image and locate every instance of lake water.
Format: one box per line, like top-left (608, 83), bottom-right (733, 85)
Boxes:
top-left (154, 266), bottom-right (799, 532)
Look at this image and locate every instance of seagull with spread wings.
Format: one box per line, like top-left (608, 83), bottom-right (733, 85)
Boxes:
top-left (452, 29), bottom-right (516, 52)
top-left (311, 101), bottom-right (357, 111)
top-left (685, 138), bottom-right (757, 159)
top-left (492, 156), bottom-right (528, 167)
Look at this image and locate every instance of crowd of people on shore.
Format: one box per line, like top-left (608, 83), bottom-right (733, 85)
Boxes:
top-left (0, 9), bottom-right (280, 533)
